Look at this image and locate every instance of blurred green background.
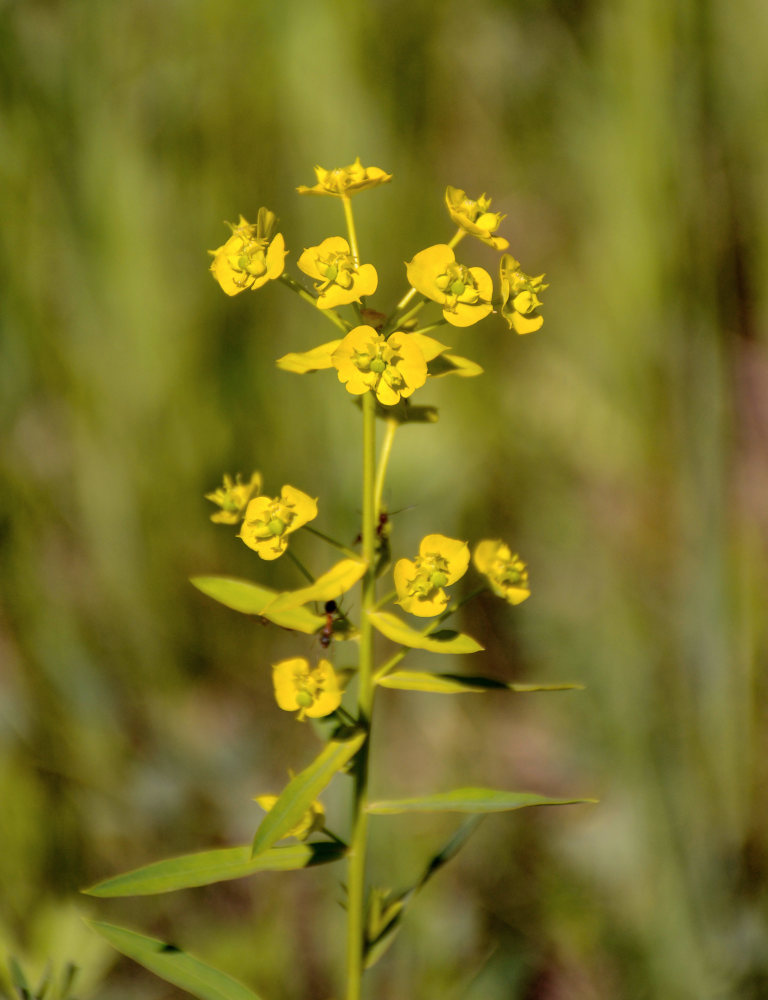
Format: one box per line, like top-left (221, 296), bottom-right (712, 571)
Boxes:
top-left (2, 0), bottom-right (768, 997)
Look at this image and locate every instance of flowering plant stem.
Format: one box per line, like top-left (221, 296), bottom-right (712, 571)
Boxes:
top-left (345, 388), bottom-right (377, 1000)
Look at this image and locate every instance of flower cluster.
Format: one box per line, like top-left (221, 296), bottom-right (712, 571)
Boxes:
top-left (406, 245), bottom-right (493, 328)
top-left (499, 254), bottom-right (548, 335)
top-left (444, 186), bottom-right (509, 250)
top-left (272, 657), bottom-right (341, 720)
top-left (394, 534), bottom-right (470, 617)
top-left (205, 472), bottom-right (262, 524)
top-left (209, 209), bottom-right (286, 296)
top-left (298, 237), bottom-right (377, 310)
top-left (332, 326), bottom-right (428, 405)
top-left (297, 158), bottom-right (392, 198)
top-left (239, 485), bottom-right (317, 561)
top-left (473, 540), bottom-right (530, 605)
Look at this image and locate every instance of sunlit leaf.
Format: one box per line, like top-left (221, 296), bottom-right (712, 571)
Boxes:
top-left (427, 352), bottom-right (484, 378)
top-left (265, 558), bottom-right (367, 613)
top-left (190, 576), bottom-right (324, 633)
top-left (252, 731), bottom-right (366, 855)
top-left (275, 340), bottom-right (341, 373)
top-left (87, 921), bottom-right (264, 1000)
top-left (368, 611), bottom-right (483, 654)
top-left (376, 671), bottom-right (583, 694)
top-left (368, 788), bottom-right (597, 814)
top-left (83, 842), bottom-right (345, 897)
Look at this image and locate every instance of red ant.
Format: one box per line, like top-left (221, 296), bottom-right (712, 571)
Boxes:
top-left (320, 600), bottom-right (338, 649)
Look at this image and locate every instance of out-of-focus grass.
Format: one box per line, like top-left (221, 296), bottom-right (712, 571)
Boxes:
top-left (2, 1), bottom-right (767, 998)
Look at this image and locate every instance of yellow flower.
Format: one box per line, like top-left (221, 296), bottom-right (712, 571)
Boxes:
top-left (406, 245), bottom-right (493, 328)
top-left (296, 158), bottom-right (392, 197)
top-left (209, 209), bottom-right (287, 296)
top-left (473, 540), bottom-right (530, 605)
top-left (272, 657), bottom-right (341, 720)
top-left (254, 793), bottom-right (326, 839)
top-left (205, 472), bottom-right (262, 524)
top-left (239, 485), bottom-right (318, 560)
top-left (499, 254), bottom-right (548, 334)
top-left (332, 326), bottom-right (427, 406)
top-left (394, 534), bottom-right (470, 617)
top-left (444, 186), bottom-right (509, 251)
top-left (297, 237), bottom-right (378, 310)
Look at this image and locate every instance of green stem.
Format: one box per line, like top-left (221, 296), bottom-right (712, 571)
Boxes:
top-left (342, 196), bottom-right (361, 264)
top-left (302, 524), bottom-right (362, 561)
top-left (373, 418), bottom-right (398, 521)
top-left (285, 548), bottom-right (315, 584)
top-left (345, 390), bottom-right (377, 1000)
top-left (447, 227), bottom-right (467, 250)
top-left (279, 273), bottom-right (350, 332)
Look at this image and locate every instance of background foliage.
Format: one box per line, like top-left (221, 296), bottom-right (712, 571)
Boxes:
top-left (2, 1), bottom-right (767, 997)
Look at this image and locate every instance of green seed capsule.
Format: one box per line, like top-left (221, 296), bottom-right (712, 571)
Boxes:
top-left (370, 358), bottom-right (386, 374)
top-left (295, 690), bottom-right (314, 708)
top-left (267, 517), bottom-right (286, 536)
top-left (430, 571), bottom-right (448, 589)
top-left (450, 280), bottom-right (466, 297)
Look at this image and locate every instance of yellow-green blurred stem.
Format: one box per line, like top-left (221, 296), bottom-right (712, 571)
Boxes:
top-left (346, 390), bottom-right (377, 1000)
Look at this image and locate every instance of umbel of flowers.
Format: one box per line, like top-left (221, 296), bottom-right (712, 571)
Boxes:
top-left (85, 159), bottom-right (590, 1000)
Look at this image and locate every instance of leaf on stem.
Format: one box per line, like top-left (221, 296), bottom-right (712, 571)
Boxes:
top-left (86, 921), bottom-right (264, 1000)
top-left (364, 817), bottom-right (482, 968)
top-left (251, 731), bottom-right (366, 856)
top-left (83, 843), bottom-right (345, 898)
top-left (376, 671), bottom-right (583, 694)
top-left (264, 558), bottom-right (367, 613)
top-left (190, 576), bottom-right (324, 633)
top-left (368, 611), bottom-right (483, 654)
top-left (427, 353), bottom-right (484, 378)
top-left (276, 341), bottom-right (341, 373)
top-left (368, 789), bottom-right (597, 815)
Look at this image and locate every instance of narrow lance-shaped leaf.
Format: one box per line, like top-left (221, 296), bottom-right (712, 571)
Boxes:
top-left (191, 576), bottom-right (324, 633)
top-left (83, 842), bottom-right (345, 898)
top-left (376, 671), bottom-right (583, 694)
top-left (86, 921), bottom-right (264, 1000)
top-left (364, 816), bottom-right (483, 969)
top-left (264, 558), bottom-right (367, 613)
top-left (252, 731), bottom-right (366, 856)
top-left (368, 788), bottom-right (597, 815)
top-left (276, 340), bottom-right (341, 374)
top-left (368, 611), bottom-right (483, 654)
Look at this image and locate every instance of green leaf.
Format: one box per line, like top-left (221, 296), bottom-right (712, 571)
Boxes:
top-left (265, 558), bottom-right (367, 613)
top-left (83, 842), bottom-right (345, 898)
top-left (367, 788), bottom-right (597, 814)
top-left (275, 340), bottom-right (340, 373)
top-left (376, 671), bottom-right (583, 694)
top-left (367, 611), bottom-right (483, 654)
top-left (364, 817), bottom-right (482, 969)
top-left (252, 731), bottom-right (366, 856)
top-left (190, 576), bottom-right (324, 634)
top-left (427, 352), bottom-right (484, 378)
top-left (86, 921), bottom-right (264, 1000)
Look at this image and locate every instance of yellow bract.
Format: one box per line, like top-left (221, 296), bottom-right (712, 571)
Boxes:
top-left (272, 657), bottom-right (341, 720)
top-left (394, 534), bottom-right (470, 617)
top-left (296, 158), bottom-right (392, 198)
top-left (254, 793), bottom-right (326, 840)
top-left (205, 471), bottom-right (262, 524)
top-left (239, 485), bottom-right (318, 560)
top-left (406, 245), bottom-right (493, 328)
top-left (297, 237), bottom-right (378, 310)
top-left (499, 254), bottom-right (548, 334)
top-left (473, 540), bottom-right (531, 605)
top-left (445, 186), bottom-right (509, 251)
top-left (209, 209), bottom-right (287, 296)
top-left (332, 326), bottom-right (428, 405)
